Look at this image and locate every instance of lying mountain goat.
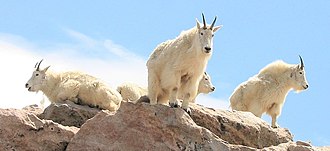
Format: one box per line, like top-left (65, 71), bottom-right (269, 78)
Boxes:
top-left (118, 72), bottom-right (215, 103)
top-left (147, 13), bottom-right (222, 114)
top-left (25, 60), bottom-right (122, 111)
top-left (117, 82), bottom-right (147, 103)
top-left (229, 56), bottom-right (309, 128)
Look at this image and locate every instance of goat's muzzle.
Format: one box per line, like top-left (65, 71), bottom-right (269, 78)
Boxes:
top-left (211, 86), bottom-right (215, 91)
top-left (303, 84), bottom-right (309, 89)
top-left (25, 83), bottom-right (32, 91)
top-left (204, 47), bottom-right (211, 53)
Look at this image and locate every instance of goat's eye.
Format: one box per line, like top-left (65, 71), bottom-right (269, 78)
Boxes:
top-left (36, 73), bottom-right (39, 76)
top-left (299, 72), bottom-right (303, 74)
top-left (200, 33), bottom-right (203, 35)
top-left (205, 78), bottom-right (208, 80)
top-left (212, 34), bottom-right (214, 37)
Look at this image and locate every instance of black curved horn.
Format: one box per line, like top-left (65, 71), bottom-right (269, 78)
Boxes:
top-left (34, 62), bottom-right (38, 68)
top-left (36, 59), bottom-right (43, 71)
top-left (210, 16), bottom-right (217, 30)
top-left (202, 13), bottom-right (207, 29)
top-left (299, 55), bottom-right (304, 70)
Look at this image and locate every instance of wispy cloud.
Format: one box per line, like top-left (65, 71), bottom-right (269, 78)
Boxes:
top-left (0, 30), bottom-right (147, 109)
top-left (0, 30), bottom-right (228, 110)
top-left (195, 95), bottom-right (230, 110)
top-left (0, 39), bottom-right (43, 108)
top-left (65, 29), bottom-right (98, 47)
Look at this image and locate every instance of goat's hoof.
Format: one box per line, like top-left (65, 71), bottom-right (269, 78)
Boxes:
top-left (271, 124), bottom-right (279, 128)
top-left (183, 108), bottom-right (191, 115)
top-left (169, 103), bottom-right (179, 108)
top-left (75, 98), bottom-right (84, 105)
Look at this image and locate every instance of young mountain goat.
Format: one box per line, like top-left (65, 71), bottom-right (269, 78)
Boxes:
top-left (178, 71), bottom-right (215, 103)
top-left (229, 56), bottom-right (309, 128)
top-left (118, 72), bottom-right (215, 104)
top-left (25, 60), bottom-right (122, 111)
top-left (147, 13), bottom-right (222, 114)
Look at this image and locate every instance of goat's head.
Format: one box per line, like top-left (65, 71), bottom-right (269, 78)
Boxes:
top-left (196, 13), bottom-right (222, 54)
top-left (25, 59), bottom-right (50, 92)
top-left (290, 55), bottom-right (309, 92)
top-left (198, 72), bottom-right (216, 94)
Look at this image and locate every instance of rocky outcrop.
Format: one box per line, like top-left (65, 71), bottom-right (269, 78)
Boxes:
top-left (190, 103), bottom-right (292, 148)
top-left (0, 101), bottom-right (327, 151)
top-left (66, 102), bottom-right (247, 151)
top-left (38, 101), bottom-right (101, 128)
top-left (261, 141), bottom-right (316, 151)
top-left (0, 108), bottom-right (78, 151)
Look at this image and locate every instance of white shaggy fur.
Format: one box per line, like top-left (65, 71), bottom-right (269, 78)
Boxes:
top-left (118, 72), bottom-right (215, 104)
top-left (117, 82), bottom-right (147, 103)
top-left (178, 71), bottom-right (215, 103)
top-left (25, 60), bottom-right (122, 111)
top-left (229, 57), bottom-right (309, 128)
top-left (147, 14), bottom-right (221, 113)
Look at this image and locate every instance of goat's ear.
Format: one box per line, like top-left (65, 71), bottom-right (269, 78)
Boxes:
top-left (296, 64), bottom-right (302, 70)
top-left (213, 25), bottom-right (223, 32)
top-left (42, 66), bottom-right (51, 73)
top-left (196, 19), bottom-right (201, 29)
top-left (290, 67), bottom-right (298, 78)
top-left (296, 64), bottom-right (301, 71)
top-left (290, 72), bottom-right (294, 78)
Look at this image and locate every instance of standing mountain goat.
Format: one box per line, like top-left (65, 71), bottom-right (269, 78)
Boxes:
top-left (118, 72), bottom-right (215, 104)
top-left (229, 56), bottom-right (309, 128)
top-left (25, 60), bottom-right (122, 111)
top-left (147, 13), bottom-right (222, 114)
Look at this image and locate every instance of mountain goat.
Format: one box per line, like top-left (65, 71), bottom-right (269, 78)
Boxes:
top-left (147, 13), bottom-right (222, 114)
top-left (117, 82), bottom-right (147, 103)
top-left (25, 60), bottom-right (122, 111)
top-left (229, 56), bottom-right (309, 128)
top-left (118, 72), bottom-right (215, 104)
top-left (178, 71), bottom-right (215, 103)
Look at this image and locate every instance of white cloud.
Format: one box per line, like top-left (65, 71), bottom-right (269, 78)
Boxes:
top-left (195, 94), bottom-right (230, 110)
top-left (64, 28), bottom-right (98, 47)
top-left (0, 40), bottom-right (43, 109)
top-left (0, 30), bottom-right (147, 109)
top-left (0, 30), bottom-right (226, 111)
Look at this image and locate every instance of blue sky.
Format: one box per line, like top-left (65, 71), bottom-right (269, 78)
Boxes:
top-left (0, 1), bottom-right (329, 147)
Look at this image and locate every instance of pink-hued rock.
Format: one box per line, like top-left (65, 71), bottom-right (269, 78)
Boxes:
top-left (0, 108), bottom-right (78, 151)
top-left (0, 101), bottom-right (326, 151)
top-left (261, 141), bottom-right (320, 151)
top-left (189, 103), bottom-right (293, 148)
top-left (22, 104), bottom-right (44, 115)
top-left (67, 102), bottom-right (248, 151)
top-left (39, 101), bottom-right (101, 128)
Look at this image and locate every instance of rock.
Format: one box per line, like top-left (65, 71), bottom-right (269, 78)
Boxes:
top-left (189, 103), bottom-right (293, 149)
top-left (136, 97), bottom-right (293, 148)
top-left (0, 108), bottom-right (78, 151)
top-left (0, 101), bottom-right (327, 150)
top-left (38, 101), bottom-right (101, 128)
top-left (316, 146), bottom-right (330, 151)
top-left (261, 141), bottom-right (318, 151)
top-left (22, 104), bottom-right (44, 115)
top-left (296, 140), bottom-right (312, 147)
top-left (67, 102), bottom-right (254, 151)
